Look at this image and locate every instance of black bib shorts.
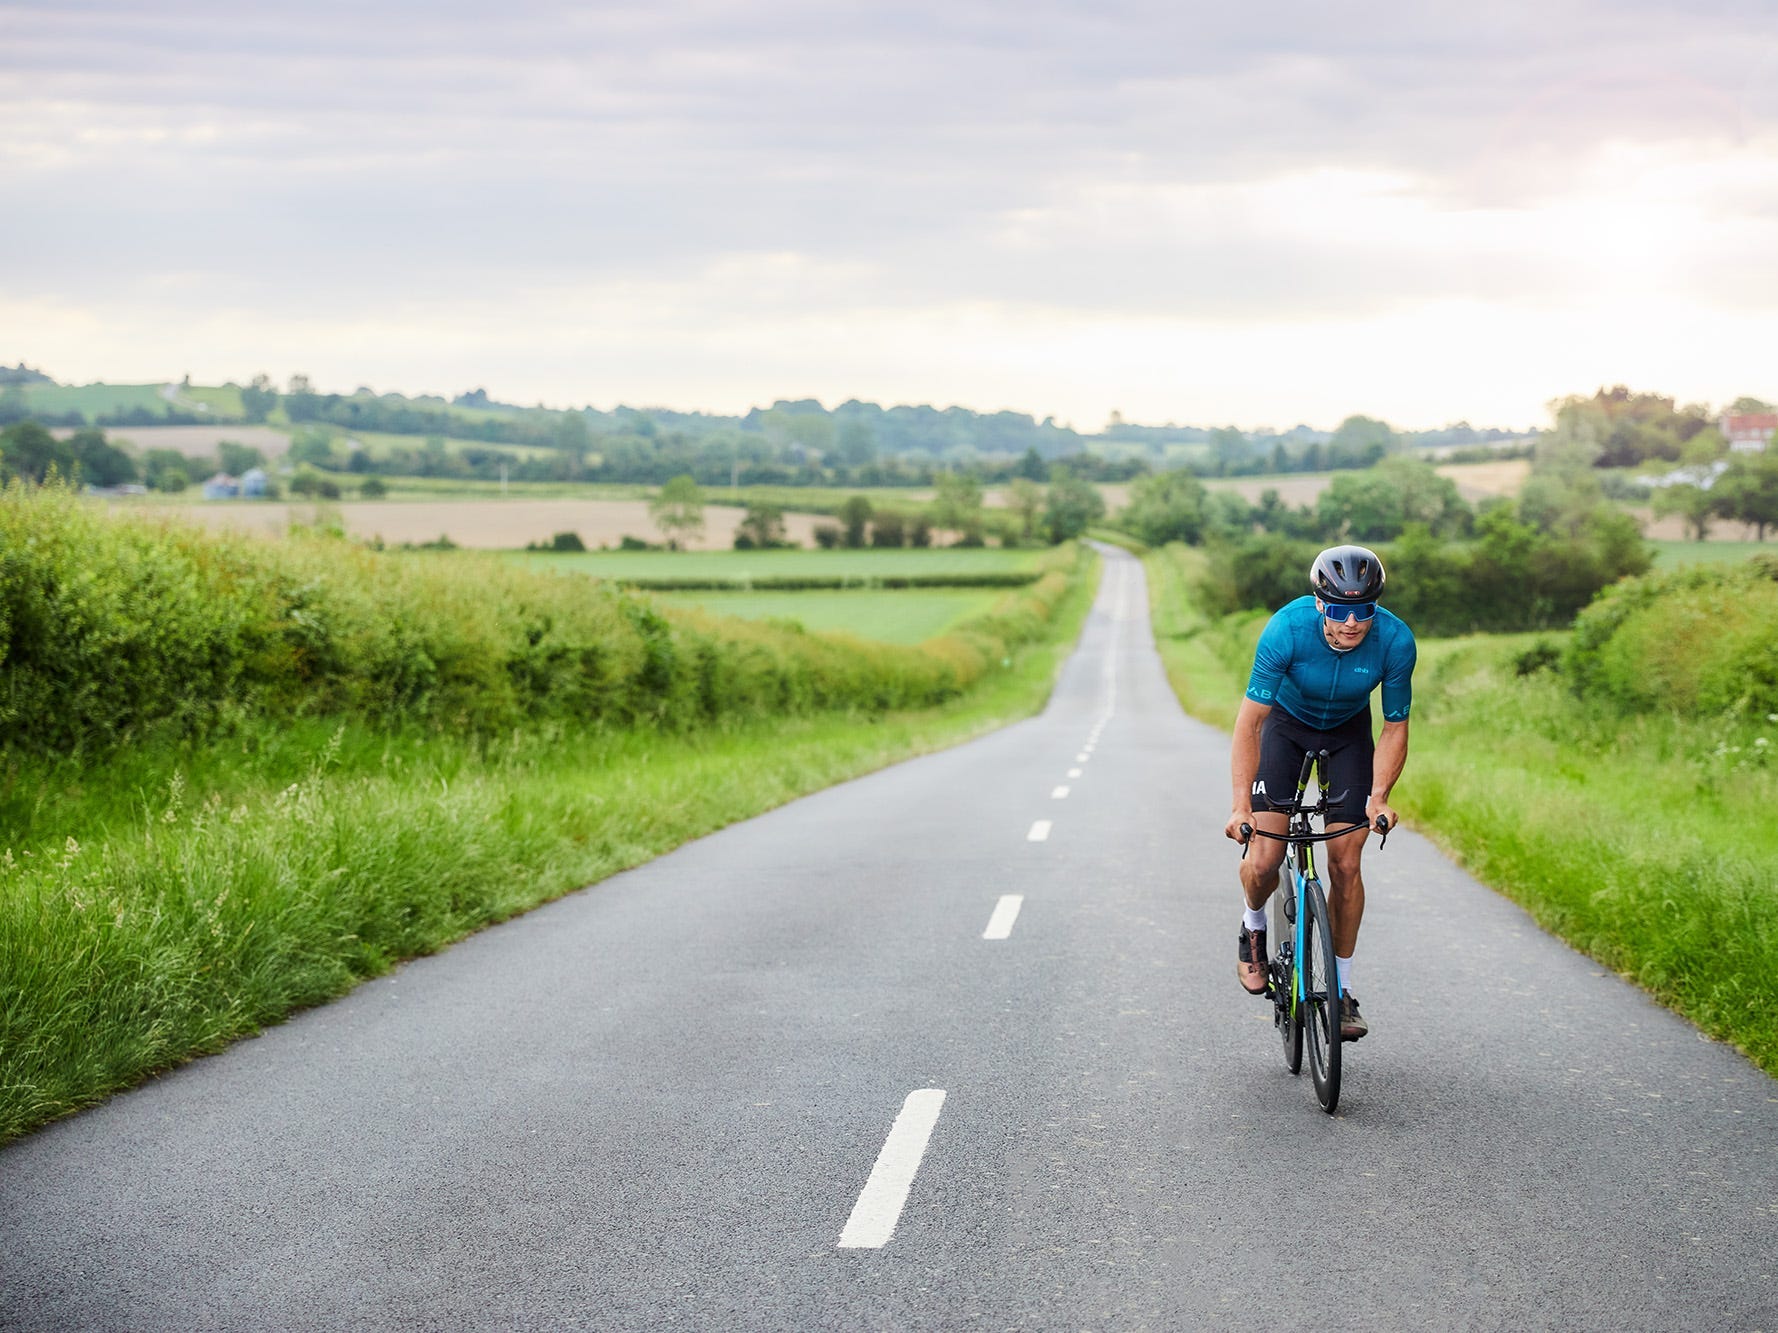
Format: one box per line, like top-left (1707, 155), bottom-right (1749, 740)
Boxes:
top-left (1253, 705), bottom-right (1373, 827)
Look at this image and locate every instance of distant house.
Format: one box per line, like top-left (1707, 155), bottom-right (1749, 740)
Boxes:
top-left (201, 472), bottom-right (240, 500)
top-left (240, 467), bottom-right (269, 498)
top-left (1723, 412), bottom-right (1778, 454)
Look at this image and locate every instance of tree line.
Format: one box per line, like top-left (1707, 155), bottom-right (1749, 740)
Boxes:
top-left (0, 421), bottom-right (271, 493)
top-left (1117, 452), bottom-right (1655, 635)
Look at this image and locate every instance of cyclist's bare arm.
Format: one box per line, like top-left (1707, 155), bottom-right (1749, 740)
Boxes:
top-left (1366, 718), bottom-right (1409, 830)
top-left (1226, 697), bottom-right (1273, 841)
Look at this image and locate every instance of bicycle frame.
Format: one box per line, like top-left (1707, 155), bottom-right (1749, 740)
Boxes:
top-left (1278, 749), bottom-right (1333, 1023)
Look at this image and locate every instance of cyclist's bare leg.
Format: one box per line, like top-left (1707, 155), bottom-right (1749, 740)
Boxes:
top-left (1238, 812), bottom-right (1288, 910)
top-left (1324, 826), bottom-right (1368, 957)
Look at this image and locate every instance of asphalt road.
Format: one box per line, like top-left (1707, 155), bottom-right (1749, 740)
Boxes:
top-left (5, 548), bottom-right (1776, 1331)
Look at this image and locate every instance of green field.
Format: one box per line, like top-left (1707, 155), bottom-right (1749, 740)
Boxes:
top-left (515, 547), bottom-right (1044, 582)
top-left (15, 382), bottom-right (171, 416)
top-left (1648, 538), bottom-right (1773, 568)
top-left (658, 588), bottom-right (1003, 643)
top-left (178, 385), bottom-right (247, 417)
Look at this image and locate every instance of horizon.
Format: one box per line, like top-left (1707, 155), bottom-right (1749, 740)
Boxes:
top-left (11, 362), bottom-right (1565, 437)
top-left (5, 2), bottom-right (1775, 431)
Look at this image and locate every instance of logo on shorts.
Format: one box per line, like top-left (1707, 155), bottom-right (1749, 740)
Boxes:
top-left (1252, 780), bottom-right (1268, 797)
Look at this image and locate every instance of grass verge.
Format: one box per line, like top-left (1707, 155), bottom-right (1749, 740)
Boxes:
top-left (1142, 544), bottom-right (1778, 1076)
top-left (0, 552), bottom-right (1098, 1143)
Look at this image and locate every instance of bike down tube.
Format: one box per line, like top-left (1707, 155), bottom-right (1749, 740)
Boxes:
top-left (1294, 751), bottom-right (1327, 1016)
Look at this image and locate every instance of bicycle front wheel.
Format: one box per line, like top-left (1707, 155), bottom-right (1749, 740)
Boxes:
top-left (1301, 877), bottom-right (1342, 1113)
top-left (1268, 871), bottom-right (1302, 1075)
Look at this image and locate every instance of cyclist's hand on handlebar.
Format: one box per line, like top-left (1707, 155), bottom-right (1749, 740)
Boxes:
top-left (1365, 794), bottom-right (1397, 835)
top-left (1224, 809), bottom-right (1255, 843)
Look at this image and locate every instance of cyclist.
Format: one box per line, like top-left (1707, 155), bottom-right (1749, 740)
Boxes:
top-left (1222, 544), bottom-right (1416, 1041)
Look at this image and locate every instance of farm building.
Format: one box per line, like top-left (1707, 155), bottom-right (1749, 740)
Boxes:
top-left (1723, 412), bottom-right (1778, 453)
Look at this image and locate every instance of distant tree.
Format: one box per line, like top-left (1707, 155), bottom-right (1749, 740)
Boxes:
top-left (67, 427), bottom-right (138, 487)
top-left (838, 495), bottom-right (873, 548)
top-left (217, 440), bottom-right (266, 475)
top-left (813, 523), bottom-right (842, 549)
top-left (0, 420), bottom-right (75, 483)
top-left (241, 373), bottom-right (279, 422)
top-left (359, 476), bottom-right (389, 499)
top-left (649, 474), bottom-right (705, 549)
top-left (1712, 449), bottom-right (1778, 540)
top-left (1007, 477), bottom-right (1044, 543)
top-left (1315, 457), bottom-right (1470, 542)
top-left (1652, 482), bottom-right (1715, 541)
top-left (932, 470), bottom-right (985, 543)
top-left (1118, 469), bottom-right (1209, 545)
top-left (288, 426), bottom-right (339, 470)
top-left (1329, 414), bottom-right (1398, 464)
top-left (909, 516), bottom-right (933, 548)
top-left (1542, 387), bottom-right (1704, 469)
top-left (1205, 490), bottom-right (1255, 539)
top-left (870, 511), bottom-right (906, 547)
top-left (1045, 466), bottom-right (1106, 542)
top-left (1016, 447), bottom-right (1047, 481)
top-left (138, 448), bottom-right (195, 490)
top-left (289, 469), bottom-right (324, 497)
top-left (736, 502), bottom-right (788, 549)
top-left (1729, 396), bottom-right (1775, 415)
top-left (155, 467), bottom-right (189, 493)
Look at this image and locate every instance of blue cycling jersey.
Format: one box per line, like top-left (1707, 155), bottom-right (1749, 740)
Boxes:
top-left (1244, 596), bottom-right (1417, 729)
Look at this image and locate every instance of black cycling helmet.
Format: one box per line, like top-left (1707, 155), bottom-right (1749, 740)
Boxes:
top-left (1310, 544), bottom-right (1385, 603)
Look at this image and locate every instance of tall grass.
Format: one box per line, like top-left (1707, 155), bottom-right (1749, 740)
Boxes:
top-left (1142, 543), bottom-right (1778, 1075)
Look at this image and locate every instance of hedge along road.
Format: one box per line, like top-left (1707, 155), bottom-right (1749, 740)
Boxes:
top-left (4, 549), bottom-right (1776, 1330)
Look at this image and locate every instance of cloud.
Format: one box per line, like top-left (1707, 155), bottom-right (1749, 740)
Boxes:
top-left (4, 0), bottom-right (1778, 425)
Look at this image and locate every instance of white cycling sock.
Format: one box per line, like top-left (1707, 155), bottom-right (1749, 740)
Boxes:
top-left (1336, 955), bottom-right (1353, 992)
top-left (1243, 906), bottom-right (1267, 934)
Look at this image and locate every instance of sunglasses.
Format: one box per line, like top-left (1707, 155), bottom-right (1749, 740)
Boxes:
top-left (1321, 600), bottom-right (1376, 624)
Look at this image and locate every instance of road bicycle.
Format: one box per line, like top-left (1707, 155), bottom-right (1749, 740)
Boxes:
top-left (1240, 748), bottom-right (1388, 1114)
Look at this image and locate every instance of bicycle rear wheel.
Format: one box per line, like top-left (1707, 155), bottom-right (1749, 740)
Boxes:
top-left (1268, 871), bottom-right (1302, 1075)
top-left (1301, 877), bottom-right (1342, 1113)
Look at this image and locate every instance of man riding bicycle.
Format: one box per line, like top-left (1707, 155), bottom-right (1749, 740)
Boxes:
top-left (1222, 545), bottom-right (1417, 1041)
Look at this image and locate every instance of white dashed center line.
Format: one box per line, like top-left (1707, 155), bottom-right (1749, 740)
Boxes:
top-left (838, 1089), bottom-right (947, 1249)
top-left (1076, 753), bottom-right (1089, 763)
top-left (982, 894), bottom-right (1024, 940)
top-left (1052, 786), bottom-right (1070, 799)
top-left (1068, 768), bottom-right (1082, 778)
top-left (1027, 820), bottom-right (1052, 842)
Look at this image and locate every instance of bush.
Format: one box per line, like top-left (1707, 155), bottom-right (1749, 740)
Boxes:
top-left (1194, 536), bottom-right (1319, 618)
top-left (1562, 557), bottom-right (1778, 717)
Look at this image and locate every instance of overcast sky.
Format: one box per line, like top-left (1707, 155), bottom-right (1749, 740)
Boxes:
top-left (4, 0), bottom-right (1776, 431)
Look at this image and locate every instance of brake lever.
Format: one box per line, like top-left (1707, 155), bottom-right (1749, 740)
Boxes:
top-left (1239, 822), bottom-right (1253, 860)
top-left (1374, 814), bottom-right (1390, 848)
